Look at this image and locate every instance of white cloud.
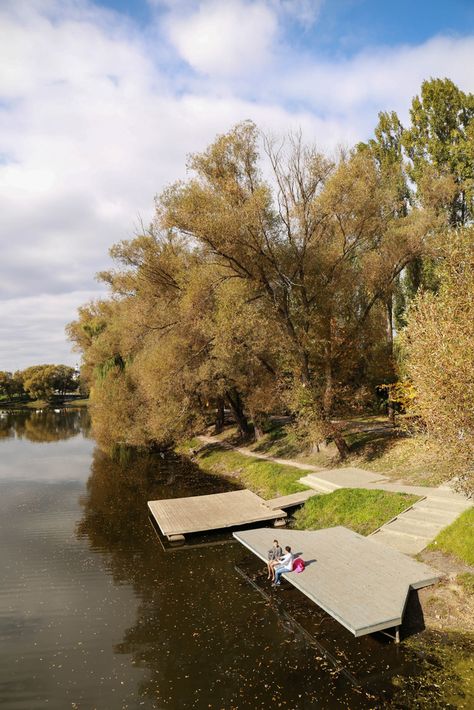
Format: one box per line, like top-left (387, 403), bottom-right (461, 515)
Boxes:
top-left (277, 35), bottom-right (474, 119)
top-left (0, 0), bottom-right (473, 370)
top-left (276, 0), bottom-right (323, 27)
top-left (165, 0), bottom-right (278, 77)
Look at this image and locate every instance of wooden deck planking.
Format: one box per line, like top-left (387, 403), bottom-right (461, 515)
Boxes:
top-left (233, 526), bottom-right (439, 637)
top-left (148, 489), bottom-right (286, 537)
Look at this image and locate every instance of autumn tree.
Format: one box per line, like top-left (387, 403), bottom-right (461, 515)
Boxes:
top-left (360, 79), bottom-right (474, 328)
top-left (0, 371), bottom-right (24, 399)
top-left (403, 78), bottom-right (474, 227)
top-left (20, 364), bottom-right (77, 400)
top-left (403, 227), bottom-right (474, 496)
top-left (158, 122), bottom-right (436, 454)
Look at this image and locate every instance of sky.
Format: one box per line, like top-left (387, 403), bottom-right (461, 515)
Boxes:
top-left (1, 0), bottom-right (474, 371)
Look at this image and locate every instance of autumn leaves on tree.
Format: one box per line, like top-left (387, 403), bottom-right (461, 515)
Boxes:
top-left (68, 78), bottom-right (474, 493)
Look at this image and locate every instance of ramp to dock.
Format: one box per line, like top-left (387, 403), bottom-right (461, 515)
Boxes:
top-left (148, 490), bottom-right (286, 540)
top-left (233, 526), bottom-right (439, 637)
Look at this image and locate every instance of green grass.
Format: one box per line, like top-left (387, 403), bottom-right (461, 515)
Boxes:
top-left (457, 572), bottom-right (474, 595)
top-left (429, 508), bottom-right (474, 566)
top-left (292, 488), bottom-right (420, 535)
top-left (175, 437), bottom-right (202, 455)
top-left (192, 445), bottom-right (310, 499)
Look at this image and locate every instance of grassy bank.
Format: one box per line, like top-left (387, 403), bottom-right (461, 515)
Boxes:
top-left (180, 440), bottom-right (420, 534)
top-left (429, 508), bottom-right (474, 565)
top-left (418, 509), bottom-right (474, 634)
top-left (185, 442), bottom-right (310, 498)
top-left (292, 488), bottom-right (420, 535)
top-left (211, 417), bottom-right (466, 488)
top-left (0, 397), bottom-right (90, 409)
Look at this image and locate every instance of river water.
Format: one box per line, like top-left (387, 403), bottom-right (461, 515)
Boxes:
top-left (0, 409), bottom-right (471, 709)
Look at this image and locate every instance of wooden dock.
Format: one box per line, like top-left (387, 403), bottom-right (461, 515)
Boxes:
top-left (233, 526), bottom-right (439, 638)
top-left (148, 490), bottom-right (287, 541)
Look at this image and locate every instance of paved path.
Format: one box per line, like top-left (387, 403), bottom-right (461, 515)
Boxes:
top-left (196, 435), bottom-right (472, 555)
top-left (197, 435), bottom-right (325, 472)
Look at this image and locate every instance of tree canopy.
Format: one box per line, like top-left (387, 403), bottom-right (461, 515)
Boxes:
top-left (68, 78), bottom-right (474, 493)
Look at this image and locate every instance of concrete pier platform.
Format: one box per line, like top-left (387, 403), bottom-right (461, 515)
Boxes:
top-left (233, 526), bottom-right (439, 637)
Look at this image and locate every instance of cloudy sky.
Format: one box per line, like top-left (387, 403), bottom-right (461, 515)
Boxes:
top-left (1, 0), bottom-right (474, 371)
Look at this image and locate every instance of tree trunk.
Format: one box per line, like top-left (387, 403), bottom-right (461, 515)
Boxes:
top-left (386, 294), bottom-right (394, 359)
top-left (253, 417), bottom-right (264, 441)
top-left (226, 388), bottom-right (252, 439)
top-left (332, 431), bottom-right (350, 460)
top-left (214, 397), bottom-right (225, 435)
top-left (323, 358), bottom-right (334, 418)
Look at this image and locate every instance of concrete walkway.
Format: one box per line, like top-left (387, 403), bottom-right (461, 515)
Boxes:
top-left (196, 435), bottom-right (472, 555)
top-left (297, 472), bottom-right (472, 554)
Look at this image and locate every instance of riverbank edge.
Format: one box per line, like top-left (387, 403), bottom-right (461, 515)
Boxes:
top-left (177, 436), bottom-right (474, 638)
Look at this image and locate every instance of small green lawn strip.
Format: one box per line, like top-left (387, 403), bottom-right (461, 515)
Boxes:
top-left (293, 488), bottom-right (420, 536)
top-left (428, 508), bottom-right (474, 566)
top-left (192, 445), bottom-right (310, 498)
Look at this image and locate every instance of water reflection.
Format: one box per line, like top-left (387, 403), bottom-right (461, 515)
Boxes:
top-left (0, 408), bottom-right (90, 442)
top-left (76, 448), bottom-right (374, 708)
top-left (1, 410), bottom-right (472, 709)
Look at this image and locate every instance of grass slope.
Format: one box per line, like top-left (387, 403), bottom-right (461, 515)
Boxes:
top-left (193, 445), bottom-right (309, 498)
top-left (179, 441), bottom-right (420, 534)
top-left (293, 488), bottom-right (420, 535)
top-left (429, 508), bottom-right (474, 566)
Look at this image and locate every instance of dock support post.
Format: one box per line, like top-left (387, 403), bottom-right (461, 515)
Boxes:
top-left (395, 626), bottom-right (400, 644)
top-left (273, 518), bottom-right (286, 528)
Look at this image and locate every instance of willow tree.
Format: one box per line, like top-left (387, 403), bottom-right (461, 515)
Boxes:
top-left (403, 227), bottom-right (474, 496)
top-left (69, 224), bottom-right (284, 446)
top-left (159, 122), bottom-right (434, 455)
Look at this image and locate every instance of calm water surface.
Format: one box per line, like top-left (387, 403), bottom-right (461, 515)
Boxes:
top-left (0, 409), bottom-right (471, 709)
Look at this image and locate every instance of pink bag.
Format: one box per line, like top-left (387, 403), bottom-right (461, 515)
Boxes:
top-left (293, 558), bottom-right (305, 573)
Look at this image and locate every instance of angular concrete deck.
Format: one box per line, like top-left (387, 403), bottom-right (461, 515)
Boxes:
top-left (233, 526), bottom-right (440, 637)
top-left (266, 489), bottom-right (320, 509)
top-left (148, 490), bottom-right (286, 540)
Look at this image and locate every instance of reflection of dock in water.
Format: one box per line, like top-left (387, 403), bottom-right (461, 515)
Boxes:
top-left (234, 527), bottom-right (439, 642)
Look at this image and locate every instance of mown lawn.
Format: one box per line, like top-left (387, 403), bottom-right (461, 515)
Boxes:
top-left (429, 508), bottom-right (474, 566)
top-left (194, 445), bottom-right (310, 498)
top-left (292, 488), bottom-right (420, 535)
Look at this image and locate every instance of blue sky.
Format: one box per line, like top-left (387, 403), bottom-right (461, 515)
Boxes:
top-left (99, 0), bottom-right (474, 54)
top-left (1, 0), bottom-right (474, 370)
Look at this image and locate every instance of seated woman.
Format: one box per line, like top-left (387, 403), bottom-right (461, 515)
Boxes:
top-left (273, 546), bottom-right (294, 586)
top-left (266, 539), bottom-right (283, 580)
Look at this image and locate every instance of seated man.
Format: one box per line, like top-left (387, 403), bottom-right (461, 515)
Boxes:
top-left (273, 546), bottom-right (294, 586)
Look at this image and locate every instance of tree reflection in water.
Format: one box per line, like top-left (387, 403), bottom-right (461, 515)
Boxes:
top-left (76, 448), bottom-right (367, 709)
top-left (0, 408), bottom-right (90, 442)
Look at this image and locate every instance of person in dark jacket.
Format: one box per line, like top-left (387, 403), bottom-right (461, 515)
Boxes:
top-left (266, 539), bottom-right (283, 579)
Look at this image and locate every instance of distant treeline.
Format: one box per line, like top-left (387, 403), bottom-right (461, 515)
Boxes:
top-left (0, 364), bottom-right (80, 401)
top-left (68, 78), bottom-right (474, 494)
